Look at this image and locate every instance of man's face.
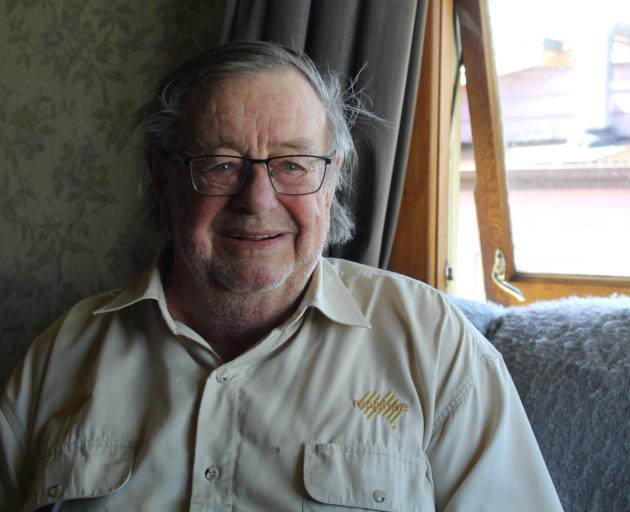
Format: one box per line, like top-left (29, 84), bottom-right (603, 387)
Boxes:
top-left (159, 70), bottom-right (335, 295)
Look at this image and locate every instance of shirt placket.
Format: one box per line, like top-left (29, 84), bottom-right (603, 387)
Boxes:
top-left (189, 365), bottom-right (241, 512)
top-left (187, 318), bottom-right (308, 511)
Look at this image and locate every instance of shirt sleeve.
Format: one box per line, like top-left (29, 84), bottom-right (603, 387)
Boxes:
top-left (426, 349), bottom-right (564, 511)
top-left (0, 315), bottom-right (63, 511)
top-left (0, 399), bottom-right (25, 510)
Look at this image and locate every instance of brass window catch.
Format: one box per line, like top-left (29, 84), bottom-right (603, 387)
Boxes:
top-left (492, 249), bottom-right (525, 302)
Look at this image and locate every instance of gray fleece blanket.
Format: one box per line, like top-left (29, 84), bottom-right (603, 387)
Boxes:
top-left (452, 295), bottom-right (630, 512)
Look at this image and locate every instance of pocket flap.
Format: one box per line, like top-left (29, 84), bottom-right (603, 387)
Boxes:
top-left (28, 439), bottom-right (134, 510)
top-left (303, 443), bottom-right (432, 511)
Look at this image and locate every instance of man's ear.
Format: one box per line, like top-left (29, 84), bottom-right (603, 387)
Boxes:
top-left (326, 153), bottom-right (344, 203)
top-left (145, 149), bottom-right (171, 226)
top-left (332, 152), bottom-right (343, 171)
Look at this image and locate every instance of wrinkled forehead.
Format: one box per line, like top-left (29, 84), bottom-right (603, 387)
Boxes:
top-left (179, 69), bottom-right (329, 153)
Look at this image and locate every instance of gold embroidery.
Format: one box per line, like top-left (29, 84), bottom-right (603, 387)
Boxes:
top-left (353, 390), bottom-right (409, 429)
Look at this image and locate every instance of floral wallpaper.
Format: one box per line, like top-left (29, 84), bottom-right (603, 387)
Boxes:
top-left (0, 0), bottom-right (225, 382)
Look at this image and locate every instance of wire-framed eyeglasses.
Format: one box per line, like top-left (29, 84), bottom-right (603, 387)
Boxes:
top-left (180, 154), bottom-right (333, 196)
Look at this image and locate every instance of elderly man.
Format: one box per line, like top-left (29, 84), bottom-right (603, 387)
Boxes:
top-left (0, 42), bottom-right (562, 511)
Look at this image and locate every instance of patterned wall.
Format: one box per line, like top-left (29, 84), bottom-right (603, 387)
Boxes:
top-left (0, 0), bottom-right (224, 382)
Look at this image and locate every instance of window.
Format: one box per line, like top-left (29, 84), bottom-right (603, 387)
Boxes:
top-left (453, 0), bottom-right (630, 304)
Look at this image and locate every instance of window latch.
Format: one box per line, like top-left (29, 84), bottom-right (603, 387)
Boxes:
top-left (492, 249), bottom-right (525, 302)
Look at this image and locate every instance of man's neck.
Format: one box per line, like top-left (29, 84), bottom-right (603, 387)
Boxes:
top-left (163, 263), bottom-right (310, 362)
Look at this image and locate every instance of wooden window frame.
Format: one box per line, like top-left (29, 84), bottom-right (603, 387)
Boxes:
top-left (392, 0), bottom-right (630, 305)
top-left (391, 0), bottom-right (458, 290)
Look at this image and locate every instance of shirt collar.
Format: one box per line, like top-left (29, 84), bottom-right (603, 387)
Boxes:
top-left (93, 251), bottom-right (187, 338)
top-left (92, 257), bottom-right (165, 316)
top-left (93, 254), bottom-right (371, 329)
top-left (295, 258), bottom-right (371, 328)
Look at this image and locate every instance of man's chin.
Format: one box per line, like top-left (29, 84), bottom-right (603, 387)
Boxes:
top-left (209, 265), bottom-right (293, 294)
top-left (216, 274), bottom-right (287, 293)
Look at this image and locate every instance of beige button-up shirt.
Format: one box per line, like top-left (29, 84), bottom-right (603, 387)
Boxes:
top-left (0, 257), bottom-right (562, 511)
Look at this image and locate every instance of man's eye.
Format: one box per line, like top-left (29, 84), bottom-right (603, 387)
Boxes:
top-left (278, 160), bottom-right (305, 172)
top-left (209, 161), bottom-right (238, 173)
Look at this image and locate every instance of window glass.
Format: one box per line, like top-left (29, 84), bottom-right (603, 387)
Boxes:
top-left (453, 112), bottom-right (485, 300)
top-left (458, 0), bottom-right (630, 284)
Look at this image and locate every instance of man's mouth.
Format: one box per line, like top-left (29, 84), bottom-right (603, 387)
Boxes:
top-left (227, 233), bottom-right (282, 241)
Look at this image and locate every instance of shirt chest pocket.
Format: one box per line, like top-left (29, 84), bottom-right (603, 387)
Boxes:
top-left (26, 439), bottom-right (134, 511)
top-left (303, 443), bottom-right (435, 511)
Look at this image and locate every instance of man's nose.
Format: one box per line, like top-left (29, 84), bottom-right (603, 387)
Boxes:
top-left (231, 162), bottom-right (280, 212)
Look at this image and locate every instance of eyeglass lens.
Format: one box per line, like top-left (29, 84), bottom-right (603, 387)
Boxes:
top-left (189, 155), bottom-right (328, 195)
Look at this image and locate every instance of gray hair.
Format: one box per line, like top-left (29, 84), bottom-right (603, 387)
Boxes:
top-left (137, 40), bottom-right (369, 246)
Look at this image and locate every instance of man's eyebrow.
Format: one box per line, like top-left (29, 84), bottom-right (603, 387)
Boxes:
top-left (275, 138), bottom-right (321, 153)
top-left (191, 138), bottom-right (241, 155)
top-left (190, 137), bottom-right (324, 155)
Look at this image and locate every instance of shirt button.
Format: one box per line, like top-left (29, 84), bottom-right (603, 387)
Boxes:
top-left (48, 484), bottom-right (62, 498)
top-left (205, 465), bottom-right (220, 481)
top-left (216, 369), bottom-right (229, 383)
top-left (372, 489), bottom-right (386, 503)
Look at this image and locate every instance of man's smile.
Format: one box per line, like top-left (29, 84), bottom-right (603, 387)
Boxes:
top-left (226, 232), bottom-right (283, 241)
top-left (218, 230), bottom-right (294, 251)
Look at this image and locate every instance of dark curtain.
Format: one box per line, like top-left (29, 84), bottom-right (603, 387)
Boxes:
top-left (220, 0), bottom-right (427, 268)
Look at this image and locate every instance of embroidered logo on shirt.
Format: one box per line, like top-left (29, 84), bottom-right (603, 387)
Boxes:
top-left (353, 390), bottom-right (409, 430)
